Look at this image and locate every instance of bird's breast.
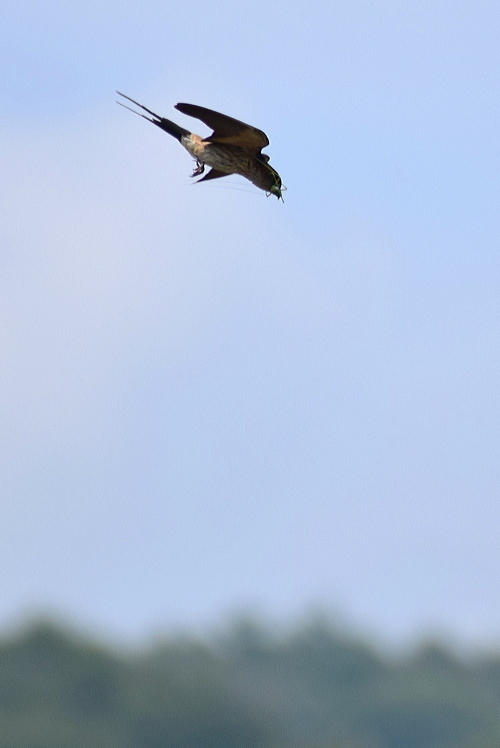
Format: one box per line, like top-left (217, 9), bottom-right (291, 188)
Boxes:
top-left (181, 137), bottom-right (254, 175)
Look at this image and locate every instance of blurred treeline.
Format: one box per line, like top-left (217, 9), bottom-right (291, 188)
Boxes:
top-left (0, 616), bottom-right (499, 748)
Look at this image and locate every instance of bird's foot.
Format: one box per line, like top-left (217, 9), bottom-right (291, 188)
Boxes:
top-left (191, 160), bottom-right (205, 177)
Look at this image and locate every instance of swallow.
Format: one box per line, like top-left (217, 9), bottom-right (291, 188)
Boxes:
top-left (116, 92), bottom-right (284, 200)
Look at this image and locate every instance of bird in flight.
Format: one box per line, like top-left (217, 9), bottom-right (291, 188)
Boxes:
top-left (117, 92), bottom-right (285, 200)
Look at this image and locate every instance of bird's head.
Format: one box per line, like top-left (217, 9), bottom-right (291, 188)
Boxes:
top-left (269, 183), bottom-right (284, 200)
top-left (260, 158), bottom-right (285, 201)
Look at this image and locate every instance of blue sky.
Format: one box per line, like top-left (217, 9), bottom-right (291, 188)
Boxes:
top-left (1, 0), bottom-right (500, 645)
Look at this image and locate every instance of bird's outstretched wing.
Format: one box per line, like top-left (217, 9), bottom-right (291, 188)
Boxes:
top-left (175, 103), bottom-right (269, 150)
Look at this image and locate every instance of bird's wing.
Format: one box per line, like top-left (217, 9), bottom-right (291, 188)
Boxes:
top-left (196, 168), bottom-right (231, 182)
top-left (175, 103), bottom-right (269, 149)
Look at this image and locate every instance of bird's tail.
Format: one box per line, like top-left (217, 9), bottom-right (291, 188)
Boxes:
top-left (116, 92), bottom-right (190, 141)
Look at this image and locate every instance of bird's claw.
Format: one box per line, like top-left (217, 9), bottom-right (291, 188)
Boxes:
top-left (191, 160), bottom-right (205, 177)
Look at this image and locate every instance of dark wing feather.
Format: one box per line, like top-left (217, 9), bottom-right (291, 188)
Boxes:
top-left (196, 168), bottom-right (231, 182)
top-left (175, 103), bottom-right (269, 150)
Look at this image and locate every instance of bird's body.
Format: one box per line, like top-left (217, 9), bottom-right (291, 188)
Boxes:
top-left (117, 93), bottom-right (284, 200)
